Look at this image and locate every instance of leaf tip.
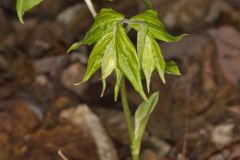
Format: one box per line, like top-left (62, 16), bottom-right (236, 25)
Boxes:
top-left (73, 81), bottom-right (84, 86)
top-left (177, 33), bottom-right (188, 41)
top-left (101, 79), bottom-right (107, 97)
top-left (67, 42), bottom-right (81, 54)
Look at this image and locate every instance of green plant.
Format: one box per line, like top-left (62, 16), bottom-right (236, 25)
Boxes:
top-left (16, 0), bottom-right (186, 159)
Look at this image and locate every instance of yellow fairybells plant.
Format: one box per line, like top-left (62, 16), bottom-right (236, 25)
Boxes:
top-left (16, 0), bottom-right (187, 159)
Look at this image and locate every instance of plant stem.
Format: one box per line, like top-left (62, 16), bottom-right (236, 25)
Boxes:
top-left (120, 78), bottom-right (139, 160)
top-left (120, 78), bottom-right (134, 143)
top-left (132, 154), bottom-right (139, 160)
top-left (84, 0), bottom-right (97, 17)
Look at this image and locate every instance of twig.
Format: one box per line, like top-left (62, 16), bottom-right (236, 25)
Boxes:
top-left (58, 150), bottom-right (69, 160)
top-left (84, 0), bottom-right (97, 17)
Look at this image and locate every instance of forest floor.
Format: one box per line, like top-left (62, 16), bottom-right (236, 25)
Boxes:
top-left (0, 0), bottom-right (240, 160)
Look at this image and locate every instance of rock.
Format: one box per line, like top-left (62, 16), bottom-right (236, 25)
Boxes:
top-left (0, 0), bottom-right (15, 11)
top-left (153, 0), bottom-right (212, 29)
top-left (141, 149), bottom-right (159, 160)
top-left (35, 74), bottom-right (49, 86)
top-left (33, 0), bottom-right (67, 18)
top-left (69, 48), bottom-right (89, 65)
top-left (28, 40), bottom-right (51, 58)
top-left (25, 21), bottom-right (65, 58)
top-left (211, 123), bottom-right (234, 148)
top-left (228, 144), bottom-right (240, 159)
top-left (61, 63), bottom-right (105, 103)
top-left (0, 55), bottom-right (8, 72)
top-left (103, 0), bottom-right (139, 17)
top-left (34, 55), bottom-right (68, 76)
top-left (148, 136), bottom-right (171, 156)
top-left (60, 104), bottom-right (119, 160)
top-left (61, 63), bottom-right (88, 97)
top-left (0, 99), bottom-right (41, 159)
top-left (0, 8), bottom-right (11, 42)
top-left (227, 0), bottom-right (240, 10)
top-left (151, 0), bottom-right (238, 31)
top-left (93, 107), bottom-right (130, 145)
top-left (227, 105), bottom-right (240, 115)
top-left (21, 122), bottom-right (99, 160)
top-left (57, 3), bottom-right (93, 38)
top-left (0, 100), bottom-right (41, 137)
top-left (42, 96), bottom-right (78, 128)
top-left (207, 144), bottom-right (240, 160)
top-left (209, 26), bottom-right (240, 87)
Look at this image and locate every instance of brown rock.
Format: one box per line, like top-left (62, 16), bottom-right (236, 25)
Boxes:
top-left (211, 123), bottom-right (235, 148)
top-left (60, 104), bottom-right (119, 160)
top-left (141, 149), bottom-right (159, 160)
top-left (207, 143), bottom-right (240, 160)
top-left (20, 122), bottom-right (99, 160)
top-left (0, 100), bottom-right (40, 137)
top-left (209, 26), bottom-right (240, 87)
top-left (151, 0), bottom-right (238, 31)
top-left (0, 8), bottom-right (11, 42)
top-left (61, 63), bottom-right (88, 97)
top-left (93, 107), bottom-right (130, 145)
top-left (103, 0), bottom-right (139, 17)
top-left (0, 99), bottom-right (41, 159)
top-left (34, 55), bottom-right (68, 76)
top-left (57, 3), bottom-right (93, 36)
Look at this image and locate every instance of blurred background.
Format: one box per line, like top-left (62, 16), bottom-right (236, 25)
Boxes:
top-left (0, 0), bottom-right (240, 160)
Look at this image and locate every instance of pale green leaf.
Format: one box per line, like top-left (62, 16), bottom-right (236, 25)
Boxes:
top-left (137, 24), bottom-right (147, 61)
top-left (136, 32), bottom-right (166, 87)
top-left (141, 35), bottom-right (155, 92)
top-left (166, 60), bottom-right (181, 76)
top-left (116, 24), bottom-right (147, 100)
top-left (101, 39), bottom-right (116, 96)
top-left (74, 33), bottom-right (113, 85)
top-left (150, 36), bottom-right (166, 83)
top-left (83, 8), bottom-right (124, 45)
top-left (131, 10), bottom-right (165, 29)
top-left (114, 68), bottom-right (122, 101)
top-left (149, 28), bottom-right (187, 42)
top-left (132, 92), bottom-right (159, 155)
top-left (67, 42), bottom-right (81, 54)
top-left (101, 39), bottom-right (116, 79)
top-left (16, 0), bottom-right (42, 24)
top-left (130, 10), bottom-right (186, 42)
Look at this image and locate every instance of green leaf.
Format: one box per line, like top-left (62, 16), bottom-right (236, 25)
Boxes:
top-left (74, 33), bottom-right (113, 85)
top-left (132, 92), bottom-right (159, 155)
top-left (130, 10), bottom-right (186, 42)
top-left (136, 29), bottom-right (166, 89)
top-left (16, 0), bottom-right (42, 24)
top-left (101, 39), bottom-right (116, 96)
top-left (67, 42), bottom-right (82, 54)
top-left (101, 40), bottom-right (116, 80)
top-left (150, 35), bottom-right (166, 83)
top-left (137, 24), bottom-right (147, 61)
top-left (166, 60), bottom-right (181, 76)
top-left (83, 8), bottom-right (124, 45)
top-left (114, 68), bottom-right (122, 101)
top-left (72, 8), bottom-right (149, 100)
top-left (116, 24), bottom-right (147, 100)
top-left (141, 35), bottom-right (155, 92)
